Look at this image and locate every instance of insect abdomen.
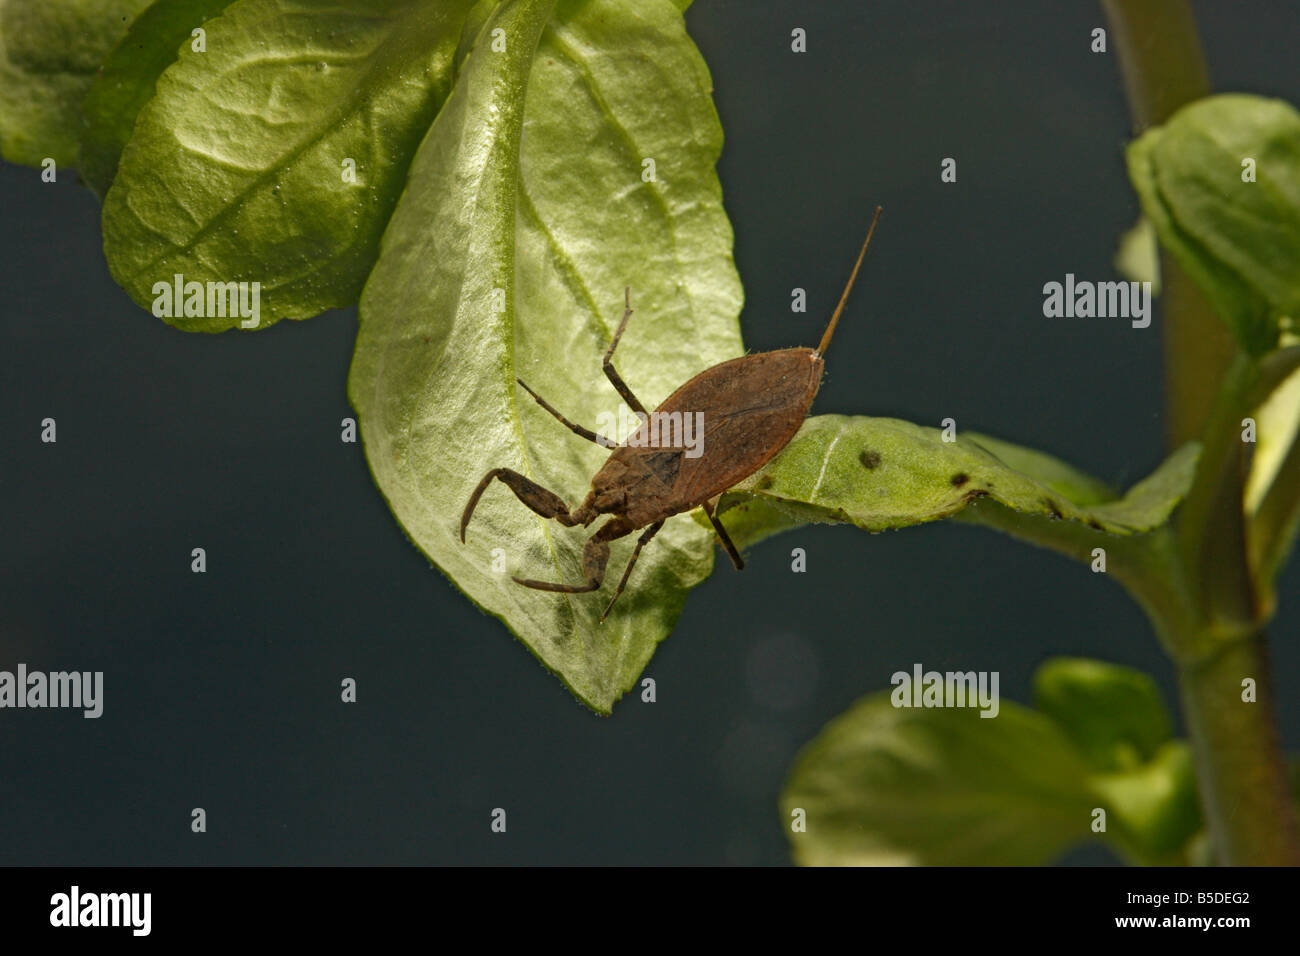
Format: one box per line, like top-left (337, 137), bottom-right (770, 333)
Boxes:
top-left (652, 348), bottom-right (823, 507)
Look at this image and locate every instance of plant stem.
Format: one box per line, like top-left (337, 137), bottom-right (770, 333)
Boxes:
top-left (1177, 355), bottom-right (1258, 630)
top-left (1101, 0), bottom-right (1230, 448)
top-left (1102, 0), bottom-right (1208, 131)
top-left (1103, 0), bottom-right (1300, 865)
top-left (1176, 633), bottom-right (1300, 864)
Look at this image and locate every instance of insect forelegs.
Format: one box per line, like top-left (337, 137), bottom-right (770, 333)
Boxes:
top-left (460, 467), bottom-right (580, 543)
top-left (512, 518), bottom-right (632, 596)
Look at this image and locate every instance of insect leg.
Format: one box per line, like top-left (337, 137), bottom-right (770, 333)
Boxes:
top-left (701, 499), bottom-right (745, 571)
top-left (516, 378), bottom-right (614, 447)
top-left (602, 287), bottom-right (648, 416)
top-left (513, 518), bottom-right (630, 595)
top-left (599, 519), bottom-right (665, 623)
top-left (460, 468), bottom-right (579, 543)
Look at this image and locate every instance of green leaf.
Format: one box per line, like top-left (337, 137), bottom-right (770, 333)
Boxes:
top-left (1246, 343), bottom-right (1300, 512)
top-left (101, 0), bottom-right (477, 330)
top-left (1033, 658), bottom-right (1200, 862)
top-left (1127, 94), bottom-right (1300, 355)
top-left (716, 415), bottom-right (1198, 550)
top-left (1114, 215), bottom-right (1161, 293)
top-left (1175, 346), bottom-right (1300, 631)
top-left (348, 0), bottom-right (743, 713)
top-left (0, 0), bottom-right (153, 168)
top-left (80, 0), bottom-right (236, 198)
top-left (452, 0), bottom-right (495, 71)
top-left (1033, 657), bottom-right (1172, 772)
top-left (1083, 442), bottom-right (1201, 529)
top-left (1090, 741), bottom-right (1203, 864)
top-left (1248, 342), bottom-right (1300, 599)
top-left (782, 694), bottom-right (1097, 866)
top-left (959, 431), bottom-right (1117, 506)
top-left (782, 658), bottom-right (1204, 866)
top-left (1251, 422), bottom-right (1300, 595)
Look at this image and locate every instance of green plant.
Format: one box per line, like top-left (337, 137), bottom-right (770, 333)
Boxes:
top-left (778, 2), bottom-right (1300, 866)
top-left (2, 0), bottom-right (1296, 864)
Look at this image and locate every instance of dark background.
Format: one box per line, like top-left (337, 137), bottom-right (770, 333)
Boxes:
top-left (2, 0), bottom-right (1297, 865)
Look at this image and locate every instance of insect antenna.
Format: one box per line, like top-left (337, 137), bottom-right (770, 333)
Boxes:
top-left (813, 205), bottom-right (883, 359)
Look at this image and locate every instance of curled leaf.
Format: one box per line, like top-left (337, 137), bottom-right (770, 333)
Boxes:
top-left (1127, 94), bottom-right (1300, 354)
top-left (717, 415), bottom-right (1198, 551)
top-left (349, 0), bottom-right (742, 713)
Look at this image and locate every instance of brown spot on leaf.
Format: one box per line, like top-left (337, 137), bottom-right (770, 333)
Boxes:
top-left (1044, 498), bottom-right (1064, 520)
top-left (859, 450), bottom-right (882, 469)
top-left (951, 473), bottom-right (969, 487)
top-left (755, 474), bottom-right (775, 491)
top-left (1088, 519), bottom-right (1104, 531)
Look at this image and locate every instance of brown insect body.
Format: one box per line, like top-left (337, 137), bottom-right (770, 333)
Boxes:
top-left (461, 207), bottom-right (881, 622)
top-left (580, 349), bottom-right (821, 529)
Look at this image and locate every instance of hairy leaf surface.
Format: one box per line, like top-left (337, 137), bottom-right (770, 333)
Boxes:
top-left (349, 0), bottom-right (742, 713)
